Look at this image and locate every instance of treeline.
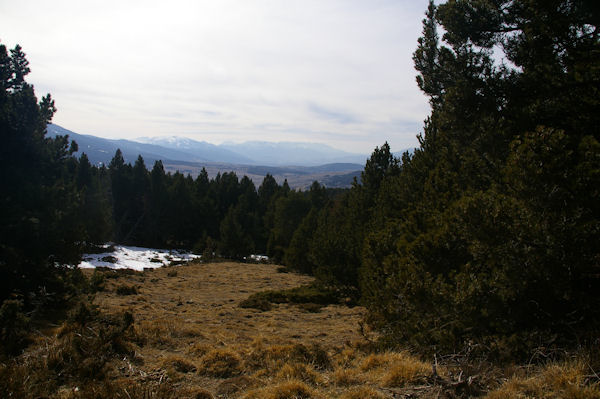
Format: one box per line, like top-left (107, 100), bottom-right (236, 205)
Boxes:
top-left (73, 149), bottom-right (341, 261)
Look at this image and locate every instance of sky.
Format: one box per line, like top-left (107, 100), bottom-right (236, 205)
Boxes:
top-left (1, 0), bottom-right (432, 154)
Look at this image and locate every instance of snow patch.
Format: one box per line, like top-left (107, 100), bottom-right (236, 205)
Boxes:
top-left (248, 254), bottom-right (269, 262)
top-left (79, 245), bottom-right (200, 271)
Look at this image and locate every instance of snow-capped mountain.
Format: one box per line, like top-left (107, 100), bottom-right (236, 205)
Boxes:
top-left (45, 124), bottom-right (370, 188)
top-left (220, 141), bottom-right (367, 166)
top-left (134, 136), bottom-right (254, 164)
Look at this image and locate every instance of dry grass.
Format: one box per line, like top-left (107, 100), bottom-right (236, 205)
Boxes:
top-left (485, 361), bottom-right (600, 399)
top-left (380, 355), bottom-right (431, 387)
top-left (246, 341), bottom-right (331, 371)
top-left (197, 348), bottom-right (243, 378)
top-left (332, 367), bottom-right (364, 386)
top-left (136, 318), bottom-right (204, 347)
top-left (5, 261), bottom-right (598, 398)
top-left (357, 351), bottom-right (433, 388)
top-left (276, 362), bottom-right (323, 385)
top-left (339, 386), bottom-right (388, 399)
top-left (242, 379), bottom-right (322, 399)
top-left (161, 355), bottom-right (197, 373)
top-left (178, 386), bottom-right (214, 399)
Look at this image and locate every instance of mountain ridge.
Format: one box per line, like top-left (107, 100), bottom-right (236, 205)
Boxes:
top-left (47, 124), bottom-right (369, 167)
top-left (45, 124), bottom-right (367, 189)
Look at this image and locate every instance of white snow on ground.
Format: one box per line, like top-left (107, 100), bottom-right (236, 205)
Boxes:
top-left (248, 254), bottom-right (269, 262)
top-left (79, 245), bottom-right (200, 271)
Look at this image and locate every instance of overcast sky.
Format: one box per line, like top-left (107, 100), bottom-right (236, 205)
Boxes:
top-left (1, 0), bottom-right (431, 154)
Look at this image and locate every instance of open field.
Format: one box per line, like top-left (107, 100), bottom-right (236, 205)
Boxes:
top-left (2, 261), bottom-right (599, 398)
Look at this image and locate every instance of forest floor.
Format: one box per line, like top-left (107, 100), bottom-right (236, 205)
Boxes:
top-left (3, 261), bottom-right (599, 398)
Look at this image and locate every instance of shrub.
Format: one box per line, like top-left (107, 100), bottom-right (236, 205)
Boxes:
top-left (239, 284), bottom-right (338, 312)
top-left (239, 296), bottom-right (272, 311)
top-left (0, 300), bottom-right (30, 356)
top-left (89, 270), bottom-right (106, 292)
top-left (67, 301), bottom-right (99, 326)
top-left (116, 284), bottom-right (138, 295)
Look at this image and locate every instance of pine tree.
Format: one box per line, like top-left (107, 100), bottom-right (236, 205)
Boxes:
top-left (0, 43), bottom-right (83, 306)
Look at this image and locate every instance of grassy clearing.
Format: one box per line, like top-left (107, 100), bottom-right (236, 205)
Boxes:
top-left (1, 261), bottom-right (599, 398)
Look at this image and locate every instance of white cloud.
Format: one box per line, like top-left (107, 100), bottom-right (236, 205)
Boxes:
top-left (1, 0), bottom-right (431, 153)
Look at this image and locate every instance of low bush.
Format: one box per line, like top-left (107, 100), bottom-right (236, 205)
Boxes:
top-left (116, 284), bottom-right (138, 295)
top-left (239, 296), bottom-right (272, 311)
top-left (239, 284), bottom-right (338, 312)
top-left (0, 299), bottom-right (30, 357)
top-left (89, 269), bottom-right (106, 292)
top-left (167, 269), bottom-right (178, 277)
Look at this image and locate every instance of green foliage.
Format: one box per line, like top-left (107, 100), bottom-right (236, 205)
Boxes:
top-left (356, 0), bottom-right (600, 358)
top-left (239, 284), bottom-right (339, 312)
top-left (284, 209), bottom-right (319, 274)
top-left (267, 190), bottom-right (311, 263)
top-left (115, 284), bottom-right (138, 296)
top-left (0, 42), bottom-right (89, 306)
top-left (89, 269), bottom-right (106, 292)
top-left (0, 300), bottom-right (30, 357)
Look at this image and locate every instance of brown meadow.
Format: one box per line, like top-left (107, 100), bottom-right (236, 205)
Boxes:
top-left (1, 260), bottom-right (598, 398)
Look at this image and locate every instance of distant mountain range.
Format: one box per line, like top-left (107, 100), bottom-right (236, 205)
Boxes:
top-left (46, 124), bottom-right (371, 189)
top-left (47, 124), bottom-right (368, 167)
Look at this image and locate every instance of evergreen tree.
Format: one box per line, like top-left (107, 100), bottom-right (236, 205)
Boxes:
top-left (0, 43), bottom-right (83, 305)
top-left (358, 0), bottom-right (600, 357)
top-left (147, 160), bottom-right (169, 246)
top-left (108, 149), bottom-right (134, 243)
top-left (266, 190), bottom-right (311, 264)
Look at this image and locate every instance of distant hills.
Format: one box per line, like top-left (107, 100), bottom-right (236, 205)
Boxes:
top-left (47, 124), bottom-right (254, 166)
top-left (134, 136), bottom-right (368, 166)
top-left (47, 124), bottom-right (368, 167)
top-left (46, 124), bottom-right (369, 189)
